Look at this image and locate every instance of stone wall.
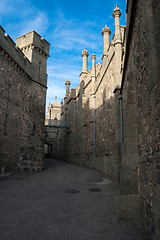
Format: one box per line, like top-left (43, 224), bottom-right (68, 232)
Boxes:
top-left (58, 1), bottom-right (160, 238)
top-left (58, 6), bottom-right (125, 181)
top-left (0, 26), bottom-right (49, 175)
top-left (119, 0), bottom-right (160, 238)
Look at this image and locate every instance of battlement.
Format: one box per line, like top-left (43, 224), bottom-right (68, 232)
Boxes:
top-left (17, 31), bottom-right (50, 57)
top-left (16, 30), bottom-right (50, 86)
top-left (0, 26), bottom-right (32, 76)
top-left (0, 25), bottom-right (49, 87)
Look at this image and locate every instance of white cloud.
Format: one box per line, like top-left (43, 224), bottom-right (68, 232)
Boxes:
top-left (52, 11), bottom-right (103, 53)
top-left (19, 11), bottom-right (49, 36)
top-left (0, 0), bottom-right (49, 40)
top-left (1, 1), bottom-right (105, 108)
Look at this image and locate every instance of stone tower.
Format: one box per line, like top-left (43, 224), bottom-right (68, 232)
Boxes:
top-left (16, 31), bottom-right (50, 86)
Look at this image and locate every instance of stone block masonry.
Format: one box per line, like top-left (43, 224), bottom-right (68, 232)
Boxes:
top-left (119, 0), bottom-right (160, 239)
top-left (58, 5), bottom-right (125, 180)
top-left (0, 26), bottom-right (50, 175)
top-left (56, 1), bottom-right (160, 239)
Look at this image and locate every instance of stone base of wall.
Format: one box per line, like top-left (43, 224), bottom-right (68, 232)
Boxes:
top-left (16, 159), bottom-right (44, 173)
top-left (141, 194), bottom-right (160, 240)
top-left (118, 194), bottom-right (140, 219)
top-left (0, 166), bottom-right (11, 177)
top-left (63, 150), bottom-right (121, 182)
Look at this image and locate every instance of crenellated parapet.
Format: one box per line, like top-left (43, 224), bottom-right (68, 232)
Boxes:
top-left (17, 31), bottom-right (50, 60)
top-left (17, 30), bottom-right (50, 86)
top-left (0, 26), bottom-right (33, 82)
top-left (20, 44), bottom-right (49, 59)
top-left (0, 26), bottom-right (49, 87)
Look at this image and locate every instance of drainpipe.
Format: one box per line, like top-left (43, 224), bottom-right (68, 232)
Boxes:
top-left (74, 99), bottom-right (76, 164)
top-left (118, 94), bottom-right (123, 157)
top-left (92, 95), bottom-right (96, 168)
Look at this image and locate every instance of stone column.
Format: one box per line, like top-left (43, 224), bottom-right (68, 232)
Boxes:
top-left (65, 79), bottom-right (70, 97)
top-left (102, 25), bottom-right (111, 60)
top-left (113, 4), bottom-right (123, 87)
top-left (81, 48), bottom-right (89, 73)
top-left (91, 54), bottom-right (96, 94)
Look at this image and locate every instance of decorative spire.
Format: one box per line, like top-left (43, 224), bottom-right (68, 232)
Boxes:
top-left (91, 53), bottom-right (96, 75)
top-left (81, 48), bottom-right (89, 73)
top-left (102, 24), bottom-right (111, 35)
top-left (81, 48), bottom-right (89, 57)
top-left (102, 25), bottom-right (111, 57)
top-left (65, 78), bottom-right (71, 97)
top-left (113, 4), bottom-right (122, 18)
top-left (91, 54), bottom-right (96, 93)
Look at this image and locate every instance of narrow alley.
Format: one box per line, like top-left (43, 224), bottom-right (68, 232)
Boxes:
top-left (0, 159), bottom-right (148, 240)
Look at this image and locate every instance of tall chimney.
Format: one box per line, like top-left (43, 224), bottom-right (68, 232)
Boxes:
top-left (91, 54), bottom-right (96, 93)
top-left (113, 4), bottom-right (122, 43)
top-left (81, 48), bottom-right (89, 73)
top-left (113, 4), bottom-right (123, 87)
top-left (102, 25), bottom-right (111, 59)
top-left (65, 79), bottom-right (71, 97)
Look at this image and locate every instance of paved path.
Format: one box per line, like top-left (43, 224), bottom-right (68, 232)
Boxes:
top-left (0, 158), bottom-right (149, 240)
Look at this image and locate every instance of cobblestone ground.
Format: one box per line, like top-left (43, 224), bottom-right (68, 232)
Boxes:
top-left (0, 158), bottom-right (149, 240)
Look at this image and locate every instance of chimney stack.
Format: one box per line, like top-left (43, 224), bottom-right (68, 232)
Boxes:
top-left (81, 48), bottom-right (89, 73)
top-left (102, 25), bottom-right (111, 59)
top-left (113, 4), bottom-right (123, 87)
top-left (91, 54), bottom-right (96, 93)
top-left (65, 79), bottom-right (71, 97)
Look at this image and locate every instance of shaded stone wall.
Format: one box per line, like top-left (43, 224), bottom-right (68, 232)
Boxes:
top-left (58, 23), bottom-right (125, 180)
top-left (94, 60), bottom-right (121, 180)
top-left (0, 27), bottom-right (49, 175)
top-left (58, 5), bottom-right (126, 180)
top-left (119, 0), bottom-right (160, 238)
top-left (58, 1), bottom-right (160, 238)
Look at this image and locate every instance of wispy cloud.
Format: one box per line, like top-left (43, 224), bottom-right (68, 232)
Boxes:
top-left (1, 0), bottom-right (124, 108)
top-left (0, 0), bottom-right (49, 40)
top-left (19, 11), bottom-right (49, 36)
top-left (0, 0), bottom-right (18, 17)
top-left (52, 10), bottom-right (103, 53)
top-left (46, 10), bottom-right (104, 102)
top-left (47, 61), bottom-right (81, 93)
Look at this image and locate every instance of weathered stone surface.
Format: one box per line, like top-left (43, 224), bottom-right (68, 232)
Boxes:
top-left (58, 9), bottom-right (125, 182)
top-left (0, 27), bottom-right (49, 174)
top-left (120, 0), bottom-right (160, 238)
top-left (118, 195), bottom-right (140, 219)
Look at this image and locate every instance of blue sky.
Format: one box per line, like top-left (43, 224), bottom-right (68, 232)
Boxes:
top-left (0, 0), bottom-right (126, 107)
